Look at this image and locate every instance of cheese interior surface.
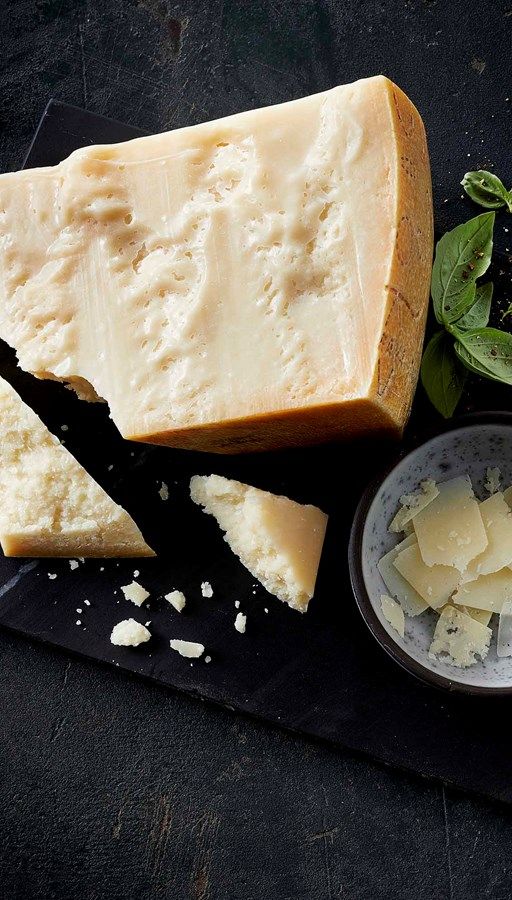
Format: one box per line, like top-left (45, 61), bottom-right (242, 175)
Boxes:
top-left (412, 476), bottom-right (487, 571)
top-left (190, 474), bottom-right (328, 612)
top-left (392, 541), bottom-right (460, 608)
top-left (0, 376), bottom-right (154, 557)
top-left (0, 76), bottom-right (432, 453)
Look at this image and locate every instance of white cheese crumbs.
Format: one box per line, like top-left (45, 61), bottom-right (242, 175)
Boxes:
top-left (121, 581), bottom-right (150, 606)
top-left (170, 639), bottom-right (205, 659)
top-left (484, 466), bottom-right (502, 495)
top-left (48, 573), bottom-right (56, 580)
top-left (205, 655), bottom-right (212, 663)
top-left (159, 482), bottom-right (169, 501)
top-left (76, 620), bottom-right (81, 625)
top-left (201, 581), bottom-right (213, 598)
top-left (380, 594), bottom-right (405, 638)
top-left (61, 424), bottom-right (68, 431)
top-left (69, 560), bottom-right (79, 570)
top-left (235, 612), bottom-right (247, 634)
top-left (84, 599), bottom-right (90, 606)
top-left (389, 479), bottom-right (439, 533)
top-left (497, 599), bottom-right (512, 657)
top-left (165, 590), bottom-right (186, 612)
top-left (133, 569), bottom-right (139, 578)
top-left (76, 608), bottom-right (82, 613)
top-left (110, 618), bottom-right (151, 647)
top-left (428, 606), bottom-right (491, 668)
top-left (78, 557), bottom-right (85, 563)
top-left (235, 600), bottom-right (240, 609)
top-left (264, 608), bottom-right (268, 614)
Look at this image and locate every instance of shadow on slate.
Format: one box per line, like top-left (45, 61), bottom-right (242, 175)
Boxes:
top-left (1, 99), bottom-right (512, 806)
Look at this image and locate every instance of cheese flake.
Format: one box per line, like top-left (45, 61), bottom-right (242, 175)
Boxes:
top-left (121, 581), bottom-right (150, 606)
top-left (466, 492), bottom-right (512, 577)
top-left (165, 590), bottom-right (186, 612)
top-left (380, 594), bottom-right (405, 637)
top-left (377, 533), bottom-right (428, 616)
top-left (453, 568), bottom-right (512, 613)
top-left (110, 619), bottom-right (151, 647)
top-left (170, 639), bottom-right (205, 659)
top-left (428, 605), bottom-right (491, 668)
top-left (388, 479), bottom-right (439, 533)
top-left (413, 475), bottom-right (487, 571)
top-left (393, 541), bottom-right (460, 608)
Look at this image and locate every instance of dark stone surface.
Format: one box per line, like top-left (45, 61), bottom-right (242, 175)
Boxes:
top-left (2, 1), bottom-right (512, 897)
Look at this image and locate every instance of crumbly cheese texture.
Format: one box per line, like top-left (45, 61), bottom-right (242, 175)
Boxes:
top-left (0, 76), bottom-right (432, 453)
top-left (121, 580), bottom-right (150, 606)
top-left (110, 618), bottom-right (151, 647)
top-left (428, 605), bottom-right (491, 668)
top-left (0, 376), bottom-right (154, 557)
top-left (190, 474), bottom-right (328, 612)
top-left (165, 590), bottom-right (186, 612)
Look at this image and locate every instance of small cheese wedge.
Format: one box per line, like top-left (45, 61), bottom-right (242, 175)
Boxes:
top-left (392, 541), bottom-right (460, 608)
top-left (190, 474), bottom-right (327, 612)
top-left (452, 568), bottom-right (512, 613)
top-left (377, 533), bottom-right (428, 616)
top-left (165, 590), bottom-right (186, 612)
top-left (413, 476), bottom-right (487, 571)
top-left (388, 480), bottom-right (439, 534)
top-left (466, 492), bottom-right (512, 577)
top-left (0, 76), bottom-right (433, 453)
top-left (0, 376), bottom-right (154, 557)
top-left (428, 605), bottom-right (491, 668)
top-left (380, 594), bottom-right (405, 637)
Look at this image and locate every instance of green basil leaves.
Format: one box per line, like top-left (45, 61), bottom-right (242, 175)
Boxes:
top-left (462, 170), bottom-right (512, 212)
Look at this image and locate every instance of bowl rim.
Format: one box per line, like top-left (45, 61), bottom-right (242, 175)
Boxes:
top-left (348, 410), bottom-right (512, 696)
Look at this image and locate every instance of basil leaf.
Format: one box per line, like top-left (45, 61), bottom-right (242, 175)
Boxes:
top-left (461, 170), bottom-right (512, 212)
top-left (431, 212), bottom-right (495, 325)
top-left (455, 327), bottom-right (512, 384)
top-left (420, 331), bottom-right (467, 417)
top-left (454, 282), bottom-right (493, 332)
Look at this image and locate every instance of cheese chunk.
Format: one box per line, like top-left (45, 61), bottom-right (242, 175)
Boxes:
top-left (466, 492), bottom-right (512, 577)
top-left (0, 76), bottom-right (432, 453)
top-left (165, 590), bottom-right (186, 612)
top-left (388, 480), bottom-right (439, 534)
top-left (413, 476), bottom-right (487, 571)
top-left (170, 639), bottom-right (204, 659)
top-left (121, 581), bottom-right (150, 606)
top-left (380, 594), bottom-right (405, 637)
top-left (392, 541), bottom-right (460, 608)
top-left (0, 376), bottom-right (153, 557)
top-left (234, 612), bottom-right (247, 634)
top-left (110, 618), bottom-right (151, 647)
top-left (452, 568), bottom-right (512, 613)
top-left (377, 533), bottom-right (428, 616)
top-left (190, 474), bottom-right (327, 612)
top-left (428, 605), bottom-right (491, 668)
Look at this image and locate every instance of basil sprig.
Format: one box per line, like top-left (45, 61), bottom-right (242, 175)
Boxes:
top-left (420, 210), bottom-right (512, 416)
top-left (462, 170), bottom-right (512, 212)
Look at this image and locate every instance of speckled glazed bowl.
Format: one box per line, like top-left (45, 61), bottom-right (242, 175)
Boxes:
top-left (349, 414), bottom-right (512, 694)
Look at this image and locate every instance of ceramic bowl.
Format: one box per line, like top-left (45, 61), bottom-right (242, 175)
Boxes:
top-left (349, 413), bottom-right (512, 694)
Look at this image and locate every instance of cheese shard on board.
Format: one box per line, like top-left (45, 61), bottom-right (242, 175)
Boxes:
top-left (452, 568), bottom-right (512, 613)
top-left (110, 619), bottom-right (151, 647)
top-left (0, 376), bottom-right (154, 557)
top-left (380, 594), bottom-right (405, 637)
top-left (388, 480), bottom-right (439, 534)
top-left (465, 492), bottom-right (512, 577)
top-left (413, 476), bottom-right (487, 571)
top-left (189, 474), bottom-right (328, 612)
top-left (377, 533), bottom-right (428, 616)
top-left (428, 606), bottom-right (491, 668)
top-left (392, 541), bottom-right (460, 608)
top-left (0, 76), bottom-right (433, 453)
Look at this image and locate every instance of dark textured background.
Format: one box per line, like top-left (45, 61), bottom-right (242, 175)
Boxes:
top-left (2, 1), bottom-right (512, 898)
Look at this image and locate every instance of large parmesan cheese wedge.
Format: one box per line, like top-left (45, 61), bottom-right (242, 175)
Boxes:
top-left (0, 76), bottom-right (432, 453)
top-left (190, 474), bottom-right (328, 612)
top-left (0, 376), bottom-right (154, 557)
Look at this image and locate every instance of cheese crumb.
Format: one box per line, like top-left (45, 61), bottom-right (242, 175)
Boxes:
top-left (235, 612), bottom-right (247, 633)
top-left (121, 581), bottom-right (150, 606)
top-left (201, 581), bottom-right (213, 598)
top-left (484, 466), bottom-right (502, 495)
top-left (84, 599), bottom-right (90, 606)
top-left (165, 590), bottom-right (186, 612)
top-left (159, 482), bottom-right (169, 501)
top-left (48, 573), bottom-right (57, 580)
top-left (235, 600), bottom-right (240, 609)
top-left (264, 608), bottom-right (268, 614)
top-left (69, 560), bottom-right (79, 570)
top-left (133, 569), bottom-right (139, 578)
top-left (170, 639), bottom-right (204, 659)
top-left (110, 618), bottom-right (151, 647)
top-left (205, 655), bottom-right (212, 663)
top-left (76, 620), bottom-right (81, 625)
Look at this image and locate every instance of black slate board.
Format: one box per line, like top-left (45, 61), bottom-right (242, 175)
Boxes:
top-left (3, 99), bottom-right (512, 806)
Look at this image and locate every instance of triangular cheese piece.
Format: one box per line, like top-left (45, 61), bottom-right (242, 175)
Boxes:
top-left (190, 474), bottom-right (327, 612)
top-left (0, 377), bottom-right (154, 557)
top-left (0, 76), bottom-right (432, 453)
